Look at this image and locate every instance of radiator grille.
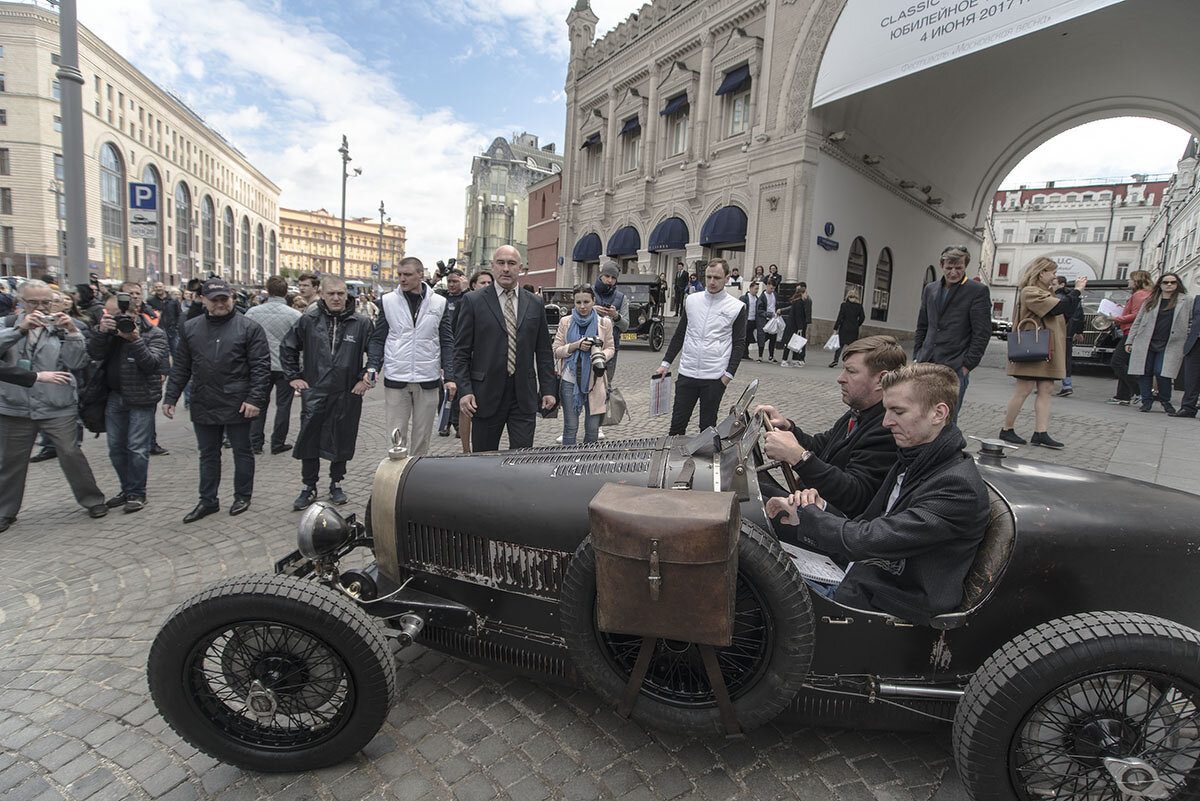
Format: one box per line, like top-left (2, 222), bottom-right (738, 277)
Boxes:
top-left (420, 625), bottom-right (568, 678)
top-left (404, 523), bottom-right (570, 596)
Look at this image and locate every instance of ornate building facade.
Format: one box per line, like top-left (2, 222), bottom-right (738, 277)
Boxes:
top-left (278, 207), bottom-right (406, 283)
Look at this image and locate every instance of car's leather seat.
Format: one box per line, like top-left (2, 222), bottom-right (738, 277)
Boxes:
top-left (956, 485), bottom-right (1015, 612)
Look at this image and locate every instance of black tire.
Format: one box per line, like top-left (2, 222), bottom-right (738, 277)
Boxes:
top-left (560, 521), bottom-right (814, 734)
top-left (954, 611), bottom-right (1200, 801)
top-left (148, 574), bottom-right (396, 772)
top-left (648, 321), bottom-right (665, 352)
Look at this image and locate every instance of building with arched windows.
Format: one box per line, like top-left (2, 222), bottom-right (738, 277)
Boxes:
top-left (0, 3), bottom-right (278, 285)
top-left (278, 207), bottom-right (406, 283)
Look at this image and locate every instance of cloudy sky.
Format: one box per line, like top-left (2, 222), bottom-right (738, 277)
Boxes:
top-left (73, 0), bottom-right (1192, 259)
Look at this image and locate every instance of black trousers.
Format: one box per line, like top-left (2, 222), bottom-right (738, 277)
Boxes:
top-left (668, 374), bottom-right (728, 436)
top-left (194, 421), bottom-right (254, 506)
top-left (471, 375), bottom-right (536, 451)
top-left (1110, 334), bottom-right (1137, 401)
top-left (250, 370), bottom-right (294, 449)
top-left (1179, 345), bottom-right (1200, 412)
top-left (756, 318), bottom-right (776, 359)
top-left (302, 458), bottom-right (347, 486)
top-left (673, 287), bottom-right (686, 315)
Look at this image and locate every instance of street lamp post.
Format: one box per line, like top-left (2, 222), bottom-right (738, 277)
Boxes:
top-left (337, 136), bottom-right (361, 279)
top-left (48, 180), bottom-right (65, 274)
top-left (55, 0), bottom-right (88, 288)
top-left (377, 200), bottom-right (388, 285)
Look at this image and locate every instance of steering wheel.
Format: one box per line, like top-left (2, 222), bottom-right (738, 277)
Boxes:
top-left (759, 414), bottom-right (799, 493)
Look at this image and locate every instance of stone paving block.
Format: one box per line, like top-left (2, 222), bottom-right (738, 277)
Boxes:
top-left (330, 769), bottom-right (376, 801)
top-left (140, 763), bottom-right (189, 798)
top-left (598, 760), bottom-right (641, 796)
top-left (65, 768), bottom-right (116, 801)
top-left (156, 782), bottom-right (201, 801)
top-left (648, 766), bottom-right (693, 800)
top-left (489, 755), bottom-right (531, 788)
top-left (436, 753), bottom-right (476, 786)
top-left (375, 750), bottom-right (418, 780)
top-left (453, 719), bottom-right (493, 747)
top-left (852, 753), bottom-right (901, 786)
top-left (538, 752), bottom-right (579, 785)
top-left (695, 767), bottom-right (739, 800)
top-left (577, 738), bottom-right (620, 771)
top-left (49, 754), bottom-right (99, 787)
top-left (0, 763), bottom-right (35, 793)
top-left (199, 762), bottom-right (244, 794)
top-left (520, 732), bottom-right (558, 763)
top-left (787, 771), bottom-right (834, 801)
top-left (508, 774), bottom-right (551, 801)
top-left (449, 772), bottom-right (496, 801)
top-left (616, 785), bottom-right (656, 801)
top-left (392, 771), bottom-right (434, 799)
top-left (415, 732), bottom-right (455, 763)
top-left (4, 775), bottom-right (51, 801)
top-left (833, 779), bottom-right (884, 801)
top-left (559, 773), bottom-right (603, 801)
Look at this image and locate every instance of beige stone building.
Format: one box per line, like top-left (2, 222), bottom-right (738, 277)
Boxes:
top-left (278, 207), bottom-right (406, 283)
top-left (0, 2), bottom-right (278, 285)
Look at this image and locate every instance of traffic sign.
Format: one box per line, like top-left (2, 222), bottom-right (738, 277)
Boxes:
top-left (129, 182), bottom-right (158, 224)
top-left (371, 263), bottom-right (380, 275)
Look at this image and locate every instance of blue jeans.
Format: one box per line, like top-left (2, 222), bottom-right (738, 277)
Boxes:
top-left (561, 380), bottom-right (600, 445)
top-left (193, 421), bottom-right (254, 506)
top-left (1139, 350), bottom-right (1170, 407)
top-left (105, 394), bottom-right (156, 498)
top-left (955, 368), bottom-right (969, 424)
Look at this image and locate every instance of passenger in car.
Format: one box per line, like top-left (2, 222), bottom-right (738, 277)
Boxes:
top-left (755, 335), bottom-right (906, 518)
top-left (766, 363), bottom-right (989, 625)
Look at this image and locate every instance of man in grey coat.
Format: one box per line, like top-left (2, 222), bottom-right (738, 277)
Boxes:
top-left (913, 246), bottom-right (991, 419)
top-left (244, 275), bottom-right (302, 454)
top-left (0, 280), bottom-right (108, 533)
top-left (1170, 294), bottom-right (1200, 418)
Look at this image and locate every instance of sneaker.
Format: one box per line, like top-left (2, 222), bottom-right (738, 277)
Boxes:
top-left (1054, 387), bottom-right (1073, 397)
top-left (252, 446), bottom-right (264, 455)
top-left (124, 496), bottom-right (146, 513)
top-left (1031, 431), bottom-right (1065, 449)
top-left (780, 361), bottom-right (790, 368)
top-left (87, 504), bottom-right (109, 519)
top-left (293, 486), bottom-right (318, 511)
top-left (1131, 395), bottom-right (1141, 406)
top-left (999, 428), bottom-right (1027, 445)
top-left (270, 443), bottom-right (293, 455)
top-left (796, 361), bottom-right (806, 367)
top-left (1105, 397), bottom-right (1131, 406)
top-left (597, 428), bottom-right (607, 440)
top-left (105, 493), bottom-right (128, 508)
top-left (328, 483), bottom-right (348, 505)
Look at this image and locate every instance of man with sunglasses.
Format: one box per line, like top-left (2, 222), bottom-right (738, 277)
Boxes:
top-left (914, 245), bottom-right (991, 419)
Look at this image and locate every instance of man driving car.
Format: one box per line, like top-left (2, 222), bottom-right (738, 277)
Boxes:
top-left (767, 362), bottom-right (989, 625)
top-left (756, 335), bottom-right (905, 518)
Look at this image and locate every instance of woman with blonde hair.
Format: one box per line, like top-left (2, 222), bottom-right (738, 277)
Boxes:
top-left (1000, 258), bottom-right (1086, 448)
top-left (1106, 270), bottom-right (1155, 405)
top-left (1125, 272), bottom-right (1189, 413)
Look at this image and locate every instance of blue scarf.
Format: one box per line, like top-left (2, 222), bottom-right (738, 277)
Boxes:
top-left (568, 308), bottom-right (598, 413)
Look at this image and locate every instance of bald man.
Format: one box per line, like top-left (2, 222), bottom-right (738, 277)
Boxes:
top-left (454, 245), bottom-right (556, 450)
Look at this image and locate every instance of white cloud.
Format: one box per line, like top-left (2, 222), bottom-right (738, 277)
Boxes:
top-left (80, 0), bottom-right (489, 259)
top-left (1001, 118), bottom-right (1193, 188)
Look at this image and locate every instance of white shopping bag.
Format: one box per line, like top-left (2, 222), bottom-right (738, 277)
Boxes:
top-left (649, 372), bottom-right (672, 418)
top-left (787, 333), bottom-right (808, 353)
top-left (822, 333), bottom-right (840, 351)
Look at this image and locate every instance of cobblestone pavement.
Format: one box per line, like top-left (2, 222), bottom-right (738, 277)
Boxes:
top-left (0, 339), bottom-right (1185, 801)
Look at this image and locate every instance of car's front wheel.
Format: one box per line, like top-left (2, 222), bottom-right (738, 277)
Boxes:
top-left (954, 611), bottom-right (1200, 801)
top-left (560, 522), bottom-right (814, 734)
top-left (148, 574), bottom-right (396, 772)
top-left (648, 321), bottom-right (665, 352)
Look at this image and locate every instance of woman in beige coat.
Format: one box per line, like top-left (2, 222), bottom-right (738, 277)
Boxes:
top-left (1000, 258), bottom-right (1086, 449)
top-left (552, 285), bottom-right (616, 444)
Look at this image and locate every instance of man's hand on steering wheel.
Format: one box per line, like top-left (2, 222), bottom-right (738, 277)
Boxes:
top-left (765, 495), bottom-right (800, 527)
top-left (764, 430), bottom-right (806, 467)
top-left (753, 404), bottom-right (788, 430)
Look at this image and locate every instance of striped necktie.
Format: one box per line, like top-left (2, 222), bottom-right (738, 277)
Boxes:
top-left (504, 289), bottom-right (517, 375)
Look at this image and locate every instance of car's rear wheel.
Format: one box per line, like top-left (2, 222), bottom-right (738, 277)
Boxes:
top-left (148, 574), bottom-right (395, 772)
top-left (560, 521), bottom-right (814, 734)
top-left (648, 321), bottom-right (665, 352)
top-left (954, 611), bottom-right (1200, 801)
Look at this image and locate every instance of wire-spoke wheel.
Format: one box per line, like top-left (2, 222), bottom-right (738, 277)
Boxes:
top-left (149, 574), bottom-right (395, 772)
top-left (955, 611), bottom-right (1200, 801)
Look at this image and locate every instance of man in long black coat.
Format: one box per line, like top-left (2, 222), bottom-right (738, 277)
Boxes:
top-left (280, 276), bottom-right (374, 509)
top-left (455, 245), bottom-right (555, 451)
top-left (163, 278), bottom-right (270, 522)
top-left (758, 335), bottom-right (905, 518)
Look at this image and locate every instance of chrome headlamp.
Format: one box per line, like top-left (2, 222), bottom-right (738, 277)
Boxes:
top-left (297, 502), bottom-right (353, 559)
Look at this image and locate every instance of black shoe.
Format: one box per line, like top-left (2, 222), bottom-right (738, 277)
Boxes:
top-left (87, 504), bottom-right (109, 519)
top-left (253, 446), bottom-right (264, 455)
top-left (105, 493), bottom-right (128, 508)
top-left (328, 484), bottom-right (348, 505)
top-left (1140, 404), bottom-right (1154, 412)
top-left (1162, 401), bottom-right (1178, 416)
top-left (293, 486), bottom-right (317, 511)
top-left (437, 427), bottom-right (451, 437)
top-left (828, 361), bottom-right (839, 368)
top-left (30, 448), bottom-right (58, 463)
top-left (999, 428), bottom-right (1027, 445)
top-left (1031, 431), bottom-right (1065, 449)
top-left (183, 503), bottom-right (220, 523)
top-left (229, 498), bottom-right (251, 516)
top-left (0, 517), bottom-right (14, 533)
top-left (271, 443), bottom-right (293, 455)
top-left (124, 497), bottom-right (146, 513)
top-left (149, 444), bottom-right (169, 456)
top-left (1169, 408), bottom-right (1197, 418)
top-left (1054, 387), bottom-right (1073, 397)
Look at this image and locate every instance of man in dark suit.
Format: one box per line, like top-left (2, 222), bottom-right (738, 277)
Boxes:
top-left (756, 335), bottom-right (906, 518)
top-left (1169, 293), bottom-right (1200, 418)
top-left (913, 246), bottom-right (991, 420)
top-left (456, 245), bottom-right (556, 451)
top-left (672, 261), bottom-right (689, 316)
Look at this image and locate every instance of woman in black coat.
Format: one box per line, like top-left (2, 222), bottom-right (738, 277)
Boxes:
top-left (780, 287), bottom-right (809, 367)
top-left (830, 290), bottom-right (865, 367)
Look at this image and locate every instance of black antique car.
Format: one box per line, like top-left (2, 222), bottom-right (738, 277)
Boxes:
top-left (541, 276), bottom-right (666, 351)
top-left (147, 382), bottom-right (1200, 800)
top-left (1072, 279), bottom-right (1132, 368)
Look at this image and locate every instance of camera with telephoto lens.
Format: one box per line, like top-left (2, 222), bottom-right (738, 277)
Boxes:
top-left (585, 337), bottom-right (606, 375)
top-left (114, 292), bottom-right (137, 334)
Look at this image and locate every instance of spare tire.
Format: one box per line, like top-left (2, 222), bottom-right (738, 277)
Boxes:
top-left (560, 521), bottom-right (814, 734)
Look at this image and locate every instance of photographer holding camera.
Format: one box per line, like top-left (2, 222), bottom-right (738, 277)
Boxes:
top-left (88, 291), bottom-right (171, 513)
top-left (552, 284), bottom-right (615, 445)
top-left (0, 280), bottom-right (109, 533)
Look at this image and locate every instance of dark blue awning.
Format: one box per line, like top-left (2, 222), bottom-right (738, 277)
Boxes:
top-left (648, 217), bottom-right (689, 252)
top-left (699, 206), bottom-right (748, 246)
top-left (579, 132), bottom-right (601, 150)
top-left (715, 65), bottom-right (750, 96)
top-left (572, 233), bottom-right (602, 262)
top-left (660, 93), bottom-right (688, 116)
top-left (619, 116), bottom-right (640, 135)
top-left (606, 226), bottom-right (641, 257)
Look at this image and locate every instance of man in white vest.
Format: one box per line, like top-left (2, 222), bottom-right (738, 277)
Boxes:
top-left (654, 258), bottom-right (749, 435)
top-left (366, 257), bottom-right (450, 456)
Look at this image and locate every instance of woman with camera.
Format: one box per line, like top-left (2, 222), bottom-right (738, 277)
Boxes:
top-left (552, 284), bottom-right (615, 445)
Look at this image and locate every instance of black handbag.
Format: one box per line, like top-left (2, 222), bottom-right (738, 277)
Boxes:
top-left (1007, 319), bottom-right (1052, 363)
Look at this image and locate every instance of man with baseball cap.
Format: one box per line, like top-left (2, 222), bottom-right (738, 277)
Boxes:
top-left (163, 278), bottom-right (270, 522)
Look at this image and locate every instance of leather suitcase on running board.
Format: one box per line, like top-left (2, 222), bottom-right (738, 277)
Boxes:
top-left (588, 483), bottom-right (740, 647)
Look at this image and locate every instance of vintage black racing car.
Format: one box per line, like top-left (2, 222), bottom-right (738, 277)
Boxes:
top-left (147, 381), bottom-right (1200, 800)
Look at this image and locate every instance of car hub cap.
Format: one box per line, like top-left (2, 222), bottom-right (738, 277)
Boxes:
top-left (188, 622), bottom-right (354, 749)
top-left (596, 575), bottom-right (772, 708)
top-left (1011, 671), bottom-right (1200, 799)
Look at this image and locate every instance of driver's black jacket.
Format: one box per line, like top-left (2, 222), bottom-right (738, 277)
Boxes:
top-left (795, 425), bottom-right (989, 625)
top-left (784, 402), bottom-right (896, 518)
